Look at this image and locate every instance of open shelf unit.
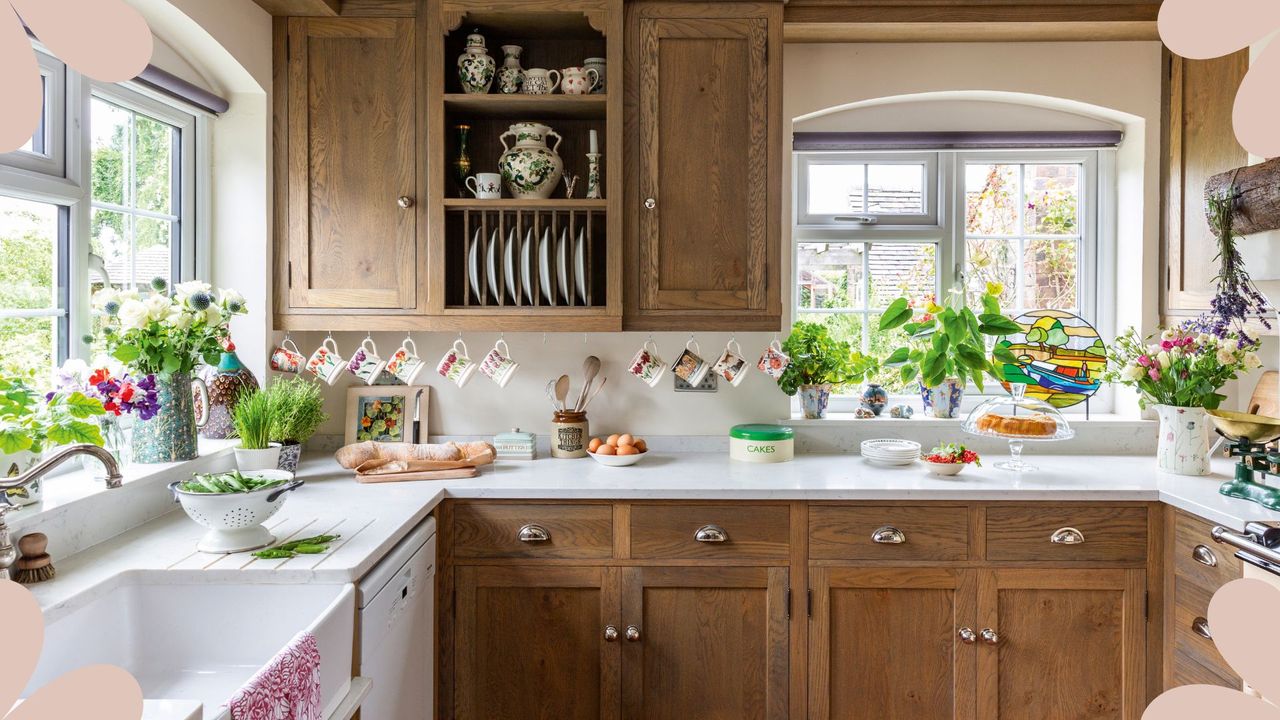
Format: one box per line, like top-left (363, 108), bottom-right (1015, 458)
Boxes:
top-left (427, 0), bottom-right (623, 331)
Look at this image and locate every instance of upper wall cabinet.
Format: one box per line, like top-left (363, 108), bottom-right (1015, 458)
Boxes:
top-left (276, 16), bottom-right (424, 325)
top-left (624, 2), bottom-right (782, 331)
top-left (1162, 51), bottom-right (1249, 323)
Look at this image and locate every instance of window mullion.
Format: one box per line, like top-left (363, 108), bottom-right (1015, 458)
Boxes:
top-left (862, 242), bottom-right (871, 354)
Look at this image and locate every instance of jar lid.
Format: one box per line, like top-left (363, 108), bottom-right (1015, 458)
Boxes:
top-left (495, 428), bottom-right (535, 442)
top-left (730, 424), bottom-right (794, 441)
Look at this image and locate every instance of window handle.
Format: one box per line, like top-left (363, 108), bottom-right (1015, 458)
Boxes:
top-left (833, 215), bottom-right (877, 224)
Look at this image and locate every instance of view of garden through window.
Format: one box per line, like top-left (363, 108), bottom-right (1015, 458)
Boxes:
top-left (796, 156), bottom-right (1084, 394)
top-left (0, 197), bottom-right (61, 378)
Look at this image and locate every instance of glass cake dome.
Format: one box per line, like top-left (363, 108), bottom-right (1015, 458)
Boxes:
top-left (961, 383), bottom-right (1074, 472)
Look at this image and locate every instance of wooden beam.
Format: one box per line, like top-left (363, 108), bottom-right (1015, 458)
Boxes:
top-left (785, 20), bottom-right (1156, 42)
top-left (783, 3), bottom-right (1162, 26)
top-left (1206, 157), bottom-right (1280, 236)
top-left (252, 0), bottom-right (340, 16)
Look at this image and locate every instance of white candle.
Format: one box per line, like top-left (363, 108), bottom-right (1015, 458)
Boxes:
top-left (589, 129), bottom-right (599, 155)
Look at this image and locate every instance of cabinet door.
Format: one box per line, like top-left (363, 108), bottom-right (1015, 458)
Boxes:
top-left (1163, 51), bottom-right (1248, 319)
top-left (621, 566), bottom-right (788, 720)
top-left (628, 2), bottom-right (780, 328)
top-left (809, 567), bottom-right (976, 720)
top-left (977, 569), bottom-right (1146, 720)
top-left (286, 17), bottom-right (417, 310)
top-left (454, 566), bottom-right (620, 720)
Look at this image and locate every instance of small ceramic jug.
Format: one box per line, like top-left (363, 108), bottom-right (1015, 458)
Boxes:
top-left (457, 31), bottom-right (495, 94)
top-left (584, 57), bottom-right (607, 94)
top-left (498, 45), bottom-right (524, 94)
top-left (560, 66), bottom-right (599, 95)
top-left (521, 68), bottom-right (561, 95)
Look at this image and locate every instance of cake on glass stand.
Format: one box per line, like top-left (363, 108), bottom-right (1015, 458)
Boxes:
top-left (962, 383), bottom-right (1074, 472)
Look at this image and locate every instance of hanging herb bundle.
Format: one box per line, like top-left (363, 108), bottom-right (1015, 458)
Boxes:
top-left (1200, 187), bottom-right (1273, 343)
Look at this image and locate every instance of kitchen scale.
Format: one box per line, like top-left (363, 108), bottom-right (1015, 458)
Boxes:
top-left (1209, 409), bottom-right (1280, 510)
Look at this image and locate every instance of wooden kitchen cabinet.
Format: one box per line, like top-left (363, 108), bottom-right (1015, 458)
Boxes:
top-left (275, 16), bottom-right (424, 322)
top-left (621, 566), bottom-right (789, 720)
top-left (976, 569), bottom-right (1147, 720)
top-left (809, 567), bottom-right (976, 720)
top-left (453, 565), bottom-right (621, 720)
top-left (624, 1), bottom-right (783, 330)
top-left (1162, 51), bottom-right (1249, 323)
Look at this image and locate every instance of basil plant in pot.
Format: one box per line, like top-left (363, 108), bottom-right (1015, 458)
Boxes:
top-left (265, 376), bottom-right (329, 473)
top-left (878, 284), bottom-right (1021, 418)
top-left (778, 320), bottom-right (876, 419)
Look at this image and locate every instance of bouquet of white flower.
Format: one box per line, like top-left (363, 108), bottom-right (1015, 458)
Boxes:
top-left (92, 278), bottom-right (247, 377)
top-left (1102, 322), bottom-right (1262, 410)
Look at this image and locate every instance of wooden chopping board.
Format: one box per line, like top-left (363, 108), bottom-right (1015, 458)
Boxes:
top-left (355, 466), bottom-right (480, 484)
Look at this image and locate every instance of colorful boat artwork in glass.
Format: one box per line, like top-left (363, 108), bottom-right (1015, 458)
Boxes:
top-left (992, 309), bottom-right (1106, 409)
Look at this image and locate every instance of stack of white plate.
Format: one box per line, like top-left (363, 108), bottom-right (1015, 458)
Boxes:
top-left (860, 439), bottom-right (922, 467)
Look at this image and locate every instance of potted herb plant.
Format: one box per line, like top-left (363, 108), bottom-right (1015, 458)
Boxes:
top-left (231, 389), bottom-right (281, 471)
top-left (93, 278), bottom-right (248, 463)
top-left (265, 376), bottom-right (329, 473)
top-left (0, 374), bottom-right (106, 505)
top-left (778, 320), bottom-right (876, 419)
top-left (1104, 323), bottom-right (1261, 476)
top-left (878, 284), bottom-right (1021, 418)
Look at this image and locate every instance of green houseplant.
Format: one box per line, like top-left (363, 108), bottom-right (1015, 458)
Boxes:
top-left (265, 376), bottom-right (329, 472)
top-left (0, 374), bottom-right (105, 505)
top-left (778, 320), bottom-right (876, 419)
top-left (231, 389), bottom-right (280, 471)
top-left (878, 284), bottom-right (1021, 418)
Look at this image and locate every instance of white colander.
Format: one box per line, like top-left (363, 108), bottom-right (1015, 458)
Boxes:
top-left (168, 470), bottom-right (303, 553)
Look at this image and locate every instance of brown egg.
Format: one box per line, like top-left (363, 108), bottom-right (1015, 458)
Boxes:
top-left (606, 434), bottom-right (621, 447)
top-left (633, 438), bottom-right (647, 453)
top-left (616, 445), bottom-right (640, 456)
top-left (595, 444), bottom-right (616, 455)
top-left (617, 433), bottom-right (635, 448)
top-left (588, 438), bottom-right (604, 453)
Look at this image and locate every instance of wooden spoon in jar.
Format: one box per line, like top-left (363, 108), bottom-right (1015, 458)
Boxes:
top-left (574, 356), bottom-right (600, 411)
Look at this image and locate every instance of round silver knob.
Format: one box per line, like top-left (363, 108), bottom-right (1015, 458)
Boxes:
top-left (517, 524), bottom-right (550, 542)
top-left (957, 627), bottom-right (976, 645)
top-left (625, 625), bottom-right (641, 642)
top-left (398, 196), bottom-right (415, 209)
top-left (604, 625), bottom-right (619, 642)
top-left (980, 628), bottom-right (1000, 645)
top-left (644, 198), bottom-right (656, 210)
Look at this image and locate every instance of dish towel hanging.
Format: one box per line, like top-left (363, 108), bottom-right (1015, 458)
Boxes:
top-left (225, 631), bottom-right (323, 720)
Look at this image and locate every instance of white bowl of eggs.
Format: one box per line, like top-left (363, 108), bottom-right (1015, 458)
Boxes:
top-left (587, 433), bottom-right (647, 466)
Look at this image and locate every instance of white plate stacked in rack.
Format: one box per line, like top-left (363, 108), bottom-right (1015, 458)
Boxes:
top-left (860, 439), bottom-right (922, 467)
top-left (467, 225), bottom-right (589, 306)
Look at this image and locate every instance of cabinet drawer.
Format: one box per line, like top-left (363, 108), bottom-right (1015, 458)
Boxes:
top-left (1173, 510), bottom-right (1242, 589)
top-left (628, 504), bottom-right (789, 561)
top-left (452, 503), bottom-right (613, 559)
top-left (1172, 575), bottom-right (1239, 685)
top-left (984, 506), bottom-right (1147, 562)
top-left (809, 506), bottom-right (969, 561)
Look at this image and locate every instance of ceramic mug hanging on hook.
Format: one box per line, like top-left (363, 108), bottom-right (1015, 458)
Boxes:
top-left (712, 338), bottom-right (750, 387)
top-left (387, 338), bottom-right (428, 385)
top-left (671, 339), bottom-right (710, 386)
top-left (270, 337), bottom-right (304, 373)
top-left (307, 337), bottom-right (346, 385)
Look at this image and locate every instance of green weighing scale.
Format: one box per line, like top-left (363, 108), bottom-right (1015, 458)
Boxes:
top-left (1211, 409), bottom-right (1280, 510)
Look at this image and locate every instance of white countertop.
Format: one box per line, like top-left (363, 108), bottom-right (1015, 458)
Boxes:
top-left (27, 449), bottom-right (1280, 618)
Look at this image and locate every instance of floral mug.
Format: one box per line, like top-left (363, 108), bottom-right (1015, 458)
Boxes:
top-left (560, 66), bottom-right (599, 95)
top-left (307, 338), bottom-right (346, 385)
top-left (629, 340), bottom-right (665, 387)
top-left (348, 339), bottom-right (387, 385)
top-left (387, 338), bottom-right (427, 385)
top-left (270, 338), bottom-right (304, 373)
top-left (437, 339), bottom-right (477, 388)
top-left (480, 339), bottom-right (519, 387)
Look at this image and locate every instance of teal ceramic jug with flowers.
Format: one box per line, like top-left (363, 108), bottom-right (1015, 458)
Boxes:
top-left (132, 372), bottom-right (209, 463)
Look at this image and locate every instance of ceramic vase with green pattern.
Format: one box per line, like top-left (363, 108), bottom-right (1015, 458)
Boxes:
top-left (133, 372), bottom-right (209, 463)
top-left (499, 122), bottom-right (564, 199)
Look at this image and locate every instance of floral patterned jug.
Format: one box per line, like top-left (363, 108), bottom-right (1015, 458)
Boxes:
top-left (499, 122), bottom-right (564, 199)
top-left (456, 31), bottom-right (495, 94)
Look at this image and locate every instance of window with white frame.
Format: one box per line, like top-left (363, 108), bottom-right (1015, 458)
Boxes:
top-left (794, 148), bottom-right (1105, 401)
top-left (0, 47), bottom-right (203, 378)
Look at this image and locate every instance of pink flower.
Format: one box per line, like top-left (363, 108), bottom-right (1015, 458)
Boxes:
top-left (1161, 340), bottom-right (1174, 351)
top-left (1137, 355), bottom-right (1152, 367)
top-left (1159, 0), bottom-right (1280, 156)
top-left (1148, 368), bottom-right (1162, 382)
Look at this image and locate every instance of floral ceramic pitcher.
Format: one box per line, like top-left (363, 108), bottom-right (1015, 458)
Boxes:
top-left (499, 122), bottom-right (564, 199)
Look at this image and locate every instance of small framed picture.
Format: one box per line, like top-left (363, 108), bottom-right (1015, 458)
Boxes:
top-left (344, 386), bottom-right (427, 445)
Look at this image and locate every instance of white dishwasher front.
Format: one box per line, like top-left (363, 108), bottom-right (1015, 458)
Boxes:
top-left (359, 517), bottom-right (436, 720)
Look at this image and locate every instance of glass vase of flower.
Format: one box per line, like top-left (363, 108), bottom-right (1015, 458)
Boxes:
top-left (92, 278), bottom-right (247, 463)
top-left (1103, 323), bottom-right (1262, 476)
top-left (51, 359), bottom-right (161, 469)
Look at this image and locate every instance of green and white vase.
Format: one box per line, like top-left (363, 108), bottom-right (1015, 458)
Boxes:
top-left (133, 372), bottom-right (209, 463)
top-left (499, 122), bottom-right (564, 199)
top-left (456, 31), bottom-right (495, 94)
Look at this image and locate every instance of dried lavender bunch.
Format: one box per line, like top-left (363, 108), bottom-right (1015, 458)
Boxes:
top-left (1198, 189), bottom-right (1273, 344)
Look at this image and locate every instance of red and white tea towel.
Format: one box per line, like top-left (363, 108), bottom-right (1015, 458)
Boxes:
top-left (225, 631), bottom-right (323, 720)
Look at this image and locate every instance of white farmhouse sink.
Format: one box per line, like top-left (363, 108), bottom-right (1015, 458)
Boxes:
top-left (25, 574), bottom-right (355, 720)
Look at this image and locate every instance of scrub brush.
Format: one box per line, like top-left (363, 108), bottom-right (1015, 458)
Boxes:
top-left (12, 533), bottom-right (55, 584)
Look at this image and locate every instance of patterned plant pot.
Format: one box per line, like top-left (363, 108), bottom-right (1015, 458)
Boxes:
top-left (277, 441), bottom-right (303, 473)
top-left (499, 122), bottom-right (564, 199)
top-left (860, 383), bottom-right (889, 416)
top-left (1, 449), bottom-right (40, 506)
top-left (133, 372), bottom-right (208, 464)
top-left (1154, 404), bottom-right (1211, 476)
top-left (799, 384), bottom-right (832, 420)
top-left (920, 378), bottom-right (965, 419)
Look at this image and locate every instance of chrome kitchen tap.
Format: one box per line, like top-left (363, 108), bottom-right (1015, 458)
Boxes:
top-left (0, 444), bottom-right (124, 494)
